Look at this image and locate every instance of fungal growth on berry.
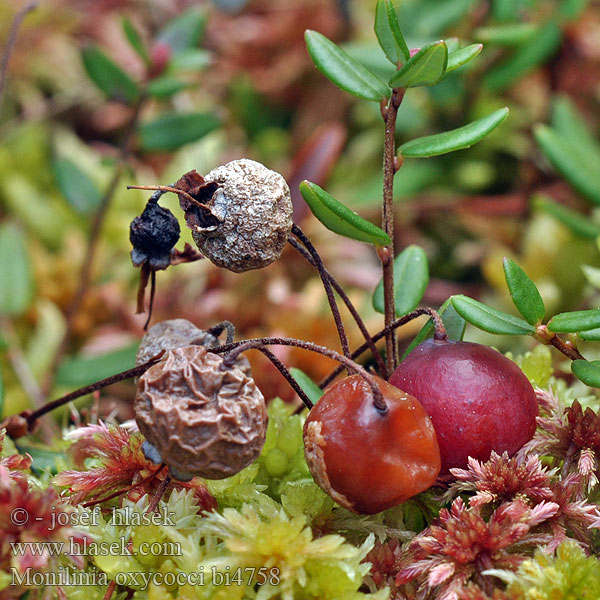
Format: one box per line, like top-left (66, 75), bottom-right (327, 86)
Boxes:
top-left (390, 338), bottom-right (538, 475)
top-left (303, 374), bottom-right (440, 514)
top-left (184, 159), bottom-right (293, 272)
top-left (134, 345), bottom-right (267, 480)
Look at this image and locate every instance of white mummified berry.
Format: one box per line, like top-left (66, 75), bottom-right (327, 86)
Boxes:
top-left (191, 159), bottom-right (293, 272)
top-left (135, 345), bottom-right (267, 480)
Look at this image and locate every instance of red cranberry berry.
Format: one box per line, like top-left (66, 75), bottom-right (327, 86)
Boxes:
top-left (389, 338), bottom-right (538, 475)
top-left (303, 374), bottom-right (440, 514)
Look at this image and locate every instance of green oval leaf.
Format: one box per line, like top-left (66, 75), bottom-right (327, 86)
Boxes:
top-left (451, 295), bottom-right (535, 335)
top-left (445, 43), bottom-right (483, 73)
top-left (547, 310), bottom-right (600, 333)
top-left (158, 7), bottom-right (206, 54)
top-left (402, 296), bottom-right (466, 359)
top-left (81, 46), bottom-right (140, 104)
top-left (503, 257), bottom-right (545, 325)
top-left (305, 30), bottom-right (390, 101)
top-left (147, 77), bottom-right (189, 100)
top-left (122, 17), bottom-right (149, 64)
top-left (532, 195), bottom-right (600, 240)
top-left (52, 158), bottom-right (101, 216)
top-left (578, 327), bottom-right (600, 341)
top-left (389, 40), bottom-right (448, 88)
top-left (399, 108), bottom-right (509, 158)
top-left (138, 112), bottom-right (221, 152)
top-left (289, 368), bottom-right (324, 405)
top-left (474, 24), bottom-right (538, 46)
top-left (572, 360), bottom-right (600, 388)
top-left (375, 0), bottom-right (410, 64)
top-left (483, 21), bottom-right (561, 92)
top-left (373, 245), bottom-right (429, 316)
top-left (56, 344), bottom-right (138, 388)
top-left (534, 125), bottom-right (600, 206)
top-left (299, 181), bottom-right (391, 246)
top-left (0, 224), bottom-right (34, 316)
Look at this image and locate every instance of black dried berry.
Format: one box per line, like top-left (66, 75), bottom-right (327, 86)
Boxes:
top-left (129, 201), bottom-right (180, 270)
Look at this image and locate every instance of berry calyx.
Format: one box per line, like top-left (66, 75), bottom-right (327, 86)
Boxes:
top-left (303, 374), bottom-right (440, 514)
top-left (389, 338), bottom-right (538, 476)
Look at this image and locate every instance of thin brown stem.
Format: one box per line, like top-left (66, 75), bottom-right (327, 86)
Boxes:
top-left (217, 337), bottom-right (386, 412)
top-left (380, 89), bottom-right (405, 373)
top-left (288, 236), bottom-right (388, 378)
top-left (549, 335), bottom-right (585, 361)
top-left (102, 581), bottom-right (116, 600)
top-left (0, 2), bottom-right (37, 106)
top-left (22, 351), bottom-right (165, 432)
top-left (291, 224), bottom-right (351, 364)
top-left (143, 269), bottom-right (156, 330)
top-left (257, 347), bottom-right (313, 409)
top-left (320, 307), bottom-right (445, 388)
top-left (146, 473), bottom-right (171, 514)
top-left (127, 185), bottom-right (217, 215)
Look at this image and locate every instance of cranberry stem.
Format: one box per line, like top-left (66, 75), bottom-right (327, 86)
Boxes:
top-left (127, 185), bottom-right (217, 216)
top-left (143, 269), bottom-right (156, 330)
top-left (217, 337), bottom-right (387, 412)
top-left (320, 307), bottom-right (446, 388)
top-left (535, 324), bottom-right (585, 361)
top-left (208, 321), bottom-right (236, 344)
top-left (15, 351), bottom-right (167, 436)
top-left (380, 89), bottom-right (405, 373)
top-left (256, 347), bottom-right (314, 410)
top-left (288, 236), bottom-right (388, 378)
top-left (291, 224), bottom-right (352, 365)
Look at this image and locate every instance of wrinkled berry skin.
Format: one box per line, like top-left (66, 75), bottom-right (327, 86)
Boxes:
top-left (303, 375), bottom-right (440, 514)
top-left (390, 338), bottom-right (538, 475)
top-left (130, 202), bottom-right (180, 270)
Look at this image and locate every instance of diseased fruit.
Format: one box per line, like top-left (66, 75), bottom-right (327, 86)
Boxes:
top-left (389, 338), bottom-right (538, 475)
top-left (303, 374), bottom-right (440, 514)
top-left (135, 345), bottom-right (267, 480)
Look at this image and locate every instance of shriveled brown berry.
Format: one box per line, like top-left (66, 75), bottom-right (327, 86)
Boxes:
top-left (135, 345), bottom-right (267, 480)
top-left (189, 159), bottom-right (293, 272)
top-left (135, 319), bottom-right (250, 375)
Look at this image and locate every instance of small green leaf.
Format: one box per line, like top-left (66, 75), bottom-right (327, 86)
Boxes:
top-left (170, 49), bottom-right (211, 71)
top-left (402, 296), bottom-right (466, 359)
top-left (572, 360), bottom-right (600, 388)
top-left (535, 125), bottom-right (600, 205)
top-left (503, 257), bottom-right (545, 325)
top-left (122, 17), bottom-right (149, 64)
top-left (483, 21), bottom-right (561, 92)
top-left (52, 158), bottom-right (101, 215)
top-left (552, 96), bottom-right (600, 162)
top-left (139, 112), bottom-right (221, 151)
top-left (375, 0), bottom-right (410, 64)
top-left (289, 368), bottom-right (323, 405)
top-left (399, 108), bottom-right (508, 158)
top-left (451, 295), bottom-right (535, 335)
top-left (445, 44), bottom-right (483, 73)
top-left (299, 181), bottom-right (391, 246)
top-left (578, 327), bottom-right (600, 341)
top-left (81, 46), bottom-right (140, 104)
top-left (147, 77), bottom-right (189, 100)
top-left (158, 7), bottom-right (206, 54)
top-left (474, 24), bottom-right (538, 46)
top-left (305, 30), bottom-right (390, 101)
top-left (373, 245), bottom-right (429, 316)
top-left (532, 195), bottom-right (600, 240)
top-left (547, 310), bottom-right (600, 333)
top-left (389, 40), bottom-right (448, 88)
top-left (0, 224), bottom-right (34, 316)
top-left (14, 442), bottom-right (66, 476)
top-left (56, 344), bottom-right (138, 387)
